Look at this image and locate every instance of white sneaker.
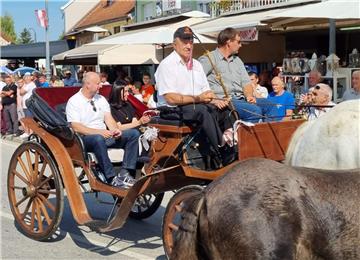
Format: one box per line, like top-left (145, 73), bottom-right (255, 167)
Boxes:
top-left (19, 133), bottom-right (30, 139)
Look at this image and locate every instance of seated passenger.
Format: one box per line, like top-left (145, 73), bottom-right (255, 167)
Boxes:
top-left (65, 72), bottom-right (139, 188)
top-left (109, 80), bottom-right (151, 129)
top-left (267, 76), bottom-right (295, 121)
top-left (155, 26), bottom-right (236, 166)
top-left (307, 83), bottom-right (335, 120)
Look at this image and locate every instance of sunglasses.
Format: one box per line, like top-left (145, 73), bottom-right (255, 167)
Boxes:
top-left (90, 100), bottom-right (97, 112)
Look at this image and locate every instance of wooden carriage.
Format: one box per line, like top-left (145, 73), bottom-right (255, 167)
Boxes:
top-left (7, 87), bottom-right (304, 256)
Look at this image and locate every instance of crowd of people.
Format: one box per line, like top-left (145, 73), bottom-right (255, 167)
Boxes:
top-left (1, 26), bottom-right (359, 189)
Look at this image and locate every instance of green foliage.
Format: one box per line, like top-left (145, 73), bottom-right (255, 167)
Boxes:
top-left (0, 13), bottom-right (17, 42)
top-left (18, 28), bottom-right (34, 44)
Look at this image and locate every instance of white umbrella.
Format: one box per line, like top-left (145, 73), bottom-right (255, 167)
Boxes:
top-left (88, 26), bottom-right (216, 46)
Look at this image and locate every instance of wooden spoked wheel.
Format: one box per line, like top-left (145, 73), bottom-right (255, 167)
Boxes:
top-left (7, 142), bottom-right (64, 241)
top-left (162, 185), bottom-right (203, 258)
top-left (129, 192), bottom-right (164, 220)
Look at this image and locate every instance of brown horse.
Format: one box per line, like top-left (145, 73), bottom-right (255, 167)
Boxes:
top-left (171, 158), bottom-right (360, 260)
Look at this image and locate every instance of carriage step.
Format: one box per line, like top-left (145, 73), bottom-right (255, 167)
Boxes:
top-left (83, 220), bottom-right (109, 232)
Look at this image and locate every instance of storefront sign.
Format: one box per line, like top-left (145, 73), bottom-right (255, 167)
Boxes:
top-left (162, 0), bottom-right (181, 12)
top-left (239, 28), bottom-right (258, 41)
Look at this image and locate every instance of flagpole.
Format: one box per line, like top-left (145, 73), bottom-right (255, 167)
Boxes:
top-left (45, 0), bottom-right (50, 80)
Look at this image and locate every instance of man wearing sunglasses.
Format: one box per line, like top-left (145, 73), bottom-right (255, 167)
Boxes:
top-left (66, 72), bottom-right (140, 188)
top-left (199, 27), bottom-right (277, 123)
top-left (307, 83), bottom-right (335, 120)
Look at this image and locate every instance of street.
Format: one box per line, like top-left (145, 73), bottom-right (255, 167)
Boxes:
top-left (1, 139), bottom-right (168, 260)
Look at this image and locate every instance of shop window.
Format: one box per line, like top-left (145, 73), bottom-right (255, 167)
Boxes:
top-left (113, 26), bottom-right (120, 34)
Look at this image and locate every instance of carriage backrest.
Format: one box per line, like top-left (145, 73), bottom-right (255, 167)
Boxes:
top-left (237, 119), bottom-right (305, 162)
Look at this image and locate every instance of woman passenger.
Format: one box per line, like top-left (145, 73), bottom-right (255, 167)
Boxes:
top-left (108, 80), bottom-right (151, 130)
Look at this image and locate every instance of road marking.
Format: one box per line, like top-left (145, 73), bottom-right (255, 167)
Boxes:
top-left (0, 210), bottom-right (154, 260)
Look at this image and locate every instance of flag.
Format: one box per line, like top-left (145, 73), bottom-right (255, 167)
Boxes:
top-left (35, 9), bottom-right (48, 29)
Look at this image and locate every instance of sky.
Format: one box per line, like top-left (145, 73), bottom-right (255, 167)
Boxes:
top-left (1, 0), bottom-right (68, 42)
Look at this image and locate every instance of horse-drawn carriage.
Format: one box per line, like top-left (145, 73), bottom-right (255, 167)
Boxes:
top-left (7, 86), bottom-right (305, 256)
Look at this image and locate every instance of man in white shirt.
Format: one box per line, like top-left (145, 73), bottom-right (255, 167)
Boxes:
top-left (307, 83), bottom-right (335, 120)
top-left (342, 70), bottom-right (360, 101)
top-left (66, 72), bottom-right (140, 188)
top-left (155, 26), bottom-right (235, 164)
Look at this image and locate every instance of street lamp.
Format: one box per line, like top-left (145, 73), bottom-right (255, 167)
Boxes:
top-left (28, 27), bottom-right (37, 42)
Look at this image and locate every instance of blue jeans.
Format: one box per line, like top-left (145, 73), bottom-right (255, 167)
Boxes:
top-left (232, 98), bottom-right (278, 123)
top-left (81, 129), bottom-right (140, 179)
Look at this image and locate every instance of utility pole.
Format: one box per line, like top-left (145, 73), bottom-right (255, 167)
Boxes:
top-left (45, 0), bottom-right (51, 80)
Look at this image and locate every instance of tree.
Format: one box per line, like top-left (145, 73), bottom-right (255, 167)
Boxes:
top-left (18, 28), bottom-right (33, 44)
top-left (0, 13), bottom-right (17, 42)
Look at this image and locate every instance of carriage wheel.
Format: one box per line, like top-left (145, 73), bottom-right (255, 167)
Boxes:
top-left (162, 185), bottom-right (203, 258)
top-left (129, 192), bottom-right (164, 220)
top-left (7, 142), bottom-right (64, 241)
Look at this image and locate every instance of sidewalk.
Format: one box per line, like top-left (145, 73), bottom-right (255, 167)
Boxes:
top-left (1, 134), bottom-right (25, 144)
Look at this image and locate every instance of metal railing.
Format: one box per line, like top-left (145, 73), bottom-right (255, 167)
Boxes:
top-left (211, 0), bottom-right (320, 17)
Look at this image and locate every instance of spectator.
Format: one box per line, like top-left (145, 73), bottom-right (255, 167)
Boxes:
top-left (39, 74), bottom-right (50, 88)
top-left (32, 71), bottom-right (41, 87)
top-left (308, 70), bottom-right (322, 89)
top-left (1, 75), bottom-right (20, 136)
top-left (18, 72), bottom-right (37, 139)
top-left (15, 77), bottom-right (25, 129)
top-left (249, 72), bottom-right (268, 98)
top-left (267, 76), bottom-right (295, 121)
top-left (342, 70), bottom-right (360, 101)
top-left (140, 72), bottom-right (155, 104)
top-left (63, 70), bottom-right (77, 86)
top-left (49, 75), bottom-right (64, 87)
top-left (100, 72), bottom-right (110, 86)
top-left (307, 83), bottom-right (335, 120)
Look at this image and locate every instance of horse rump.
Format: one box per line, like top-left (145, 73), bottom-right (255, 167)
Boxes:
top-left (171, 158), bottom-right (360, 260)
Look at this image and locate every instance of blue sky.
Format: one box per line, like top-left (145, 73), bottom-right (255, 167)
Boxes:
top-left (1, 0), bottom-right (68, 42)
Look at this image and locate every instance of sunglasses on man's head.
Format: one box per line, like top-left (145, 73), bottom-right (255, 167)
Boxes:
top-left (90, 100), bottom-right (97, 112)
top-left (315, 85), bottom-right (321, 90)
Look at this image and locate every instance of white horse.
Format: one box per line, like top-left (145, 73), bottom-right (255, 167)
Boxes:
top-left (285, 100), bottom-right (360, 170)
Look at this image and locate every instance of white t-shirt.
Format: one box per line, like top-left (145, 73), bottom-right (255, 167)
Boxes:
top-left (254, 84), bottom-right (268, 98)
top-left (155, 51), bottom-right (210, 107)
top-left (66, 89), bottom-right (110, 130)
top-left (22, 82), bottom-right (37, 109)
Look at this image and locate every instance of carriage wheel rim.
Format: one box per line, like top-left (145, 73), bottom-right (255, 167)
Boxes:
top-left (7, 142), bottom-right (64, 240)
top-left (162, 186), bottom-right (203, 257)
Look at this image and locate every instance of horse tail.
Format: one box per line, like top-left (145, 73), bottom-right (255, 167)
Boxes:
top-left (170, 191), bottom-right (205, 260)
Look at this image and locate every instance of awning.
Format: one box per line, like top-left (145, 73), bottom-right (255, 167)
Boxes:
top-left (52, 44), bottom-right (162, 65)
top-left (264, 0), bottom-right (360, 31)
top-left (191, 9), bottom-right (280, 36)
top-left (0, 40), bottom-right (71, 59)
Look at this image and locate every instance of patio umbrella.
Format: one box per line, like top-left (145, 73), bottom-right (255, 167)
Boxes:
top-left (13, 67), bottom-right (40, 76)
top-left (88, 26), bottom-right (216, 46)
top-left (0, 66), bottom-right (13, 74)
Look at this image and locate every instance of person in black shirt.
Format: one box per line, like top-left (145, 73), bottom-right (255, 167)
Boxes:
top-left (109, 80), bottom-right (151, 129)
top-left (1, 75), bottom-right (20, 136)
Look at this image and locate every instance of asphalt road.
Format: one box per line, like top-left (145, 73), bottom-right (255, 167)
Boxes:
top-left (1, 138), bottom-right (170, 260)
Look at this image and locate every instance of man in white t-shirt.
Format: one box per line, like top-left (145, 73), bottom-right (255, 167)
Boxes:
top-left (155, 26), bottom-right (236, 165)
top-left (66, 72), bottom-right (140, 188)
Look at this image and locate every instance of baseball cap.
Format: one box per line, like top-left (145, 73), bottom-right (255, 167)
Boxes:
top-left (24, 72), bottom-right (31, 76)
top-left (173, 26), bottom-right (194, 40)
